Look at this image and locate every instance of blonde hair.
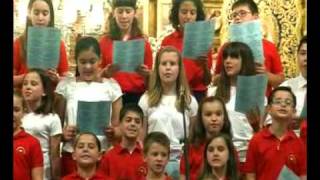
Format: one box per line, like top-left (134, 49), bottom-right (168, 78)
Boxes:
top-left (147, 46), bottom-right (191, 111)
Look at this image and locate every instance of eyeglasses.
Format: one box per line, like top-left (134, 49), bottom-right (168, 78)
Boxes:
top-left (271, 99), bottom-right (294, 106)
top-left (230, 10), bottom-right (251, 19)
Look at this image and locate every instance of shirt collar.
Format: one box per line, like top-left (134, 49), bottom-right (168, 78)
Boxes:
top-left (114, 142), bottom-right (142, 154)
top-left (262, 126), bottom-right (297, 140)
top-left (297, 74), bottom-right (307, 89)
top-left (68, 171), bottom-right (106, 180)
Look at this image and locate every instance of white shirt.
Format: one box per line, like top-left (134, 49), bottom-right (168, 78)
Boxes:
top-left (138, 93), bottom-right (198, 148)
top-left (22, 112), bottom-right (62, 180)
top-left (207, 86), bottom-right (254, 162)
top-left (55, 76), bottom-right (122, 152)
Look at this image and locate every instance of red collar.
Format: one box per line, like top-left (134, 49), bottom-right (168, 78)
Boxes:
top-left (261, 127), bottom-right (297, 141)
top-left (114, 142), bottom-right (142, 154)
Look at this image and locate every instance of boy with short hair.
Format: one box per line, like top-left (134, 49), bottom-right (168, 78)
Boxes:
top-left (143, 132), bottom-right (172, 180)
top-left (99, 103), bottom-right (146, 179)
top-left (213, 0), bottom-right (284, 96)
top-left (14, 91), bottom-right (44, 180)
top-left (244, 86), bottom-right (307, 180)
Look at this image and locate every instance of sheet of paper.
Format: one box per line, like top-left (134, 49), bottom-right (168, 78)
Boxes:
top-left (300, 96), bottom-right (307, 118)
top-left (182, 20), bottom-right (215, 59)
top-left (77, 101), bottom-right (111, 135)
top-left (235, 74), bottom-right (268, 115)
top-left (229, 20), bottom-right (264, 64)
top-left (113, 39), bottom-right (145, 72)
top-left (27, 27), bottom-right (61, 69)
top-left (277, 165), bottom-right (300, 180)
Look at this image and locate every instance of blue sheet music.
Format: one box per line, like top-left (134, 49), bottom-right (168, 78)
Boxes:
top-left (235, 74), bottom-right (268, 115)
top-left (113, 39), bottom-right (145, 72)
top-left (229, 20), bottom-right (264, 64)
top-left (182, 20), bottom-right (215, 59)
top-left (300, 97), bottom-right (307, 118)
top-left (77, 101), bottom-right (111, 135)
top-left (27, 27), bottom-right (61, 69)
top-left (277, 165), bottom-right (300, 180)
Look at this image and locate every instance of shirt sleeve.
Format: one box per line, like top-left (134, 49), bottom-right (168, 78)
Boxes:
top-left (243, 136), bottom-right (258, 173)
top-left (31, 138), bottom-right (44, 168)
top-left (104, 78), bottom-right (123, 102)
top-left (189, 96), bottom-right (198, 117)
top-left (144, 40), bottom-right (154, 69)
top-left (13, 38), bottom-right (22, 75)
top-left (55, 78), bottom-right (68, 97)
top-left (138, 93), bottom-right (149, 118)
top-left (57, 41), bottom-right (69, 75)
top-left (265, 40), bottom-right (283, 74)
top-left (49, 114), bottom-right (63, 136)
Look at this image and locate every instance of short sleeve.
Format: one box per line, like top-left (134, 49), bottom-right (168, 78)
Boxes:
top-left (103, 78), bottom-right (123, 102)
top-left (55, 77), bottom-right (68, 97)
top-left (30, 137), bottom-right (44, 168)
top-left (144, 40), bottom-right (154, 69)
top-left (189, 96), bottom-right (198, 117)
top-left (49, 114), bottom-right (63, 136)
top-left (57, 41), bottom-right (69, 75)
top-left (138, 93), bottom-right (149, 118)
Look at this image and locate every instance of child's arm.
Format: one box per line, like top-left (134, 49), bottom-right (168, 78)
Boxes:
top-left (31, 167), bottom-right (43, 180)
top-left (50, 135), bottom-right (61, 180)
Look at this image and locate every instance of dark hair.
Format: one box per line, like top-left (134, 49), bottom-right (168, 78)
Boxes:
top-left (298, 35), bottom-right (307, 52)
top-left (24, 68), bottom-right (55, 115)
top-left (119, 103), bottom-right (144, 123)
top-left (267, 86), bottom-right (297, 108)
top-left (112, 0), bottom-right (137, 8)
top-left (19, 0), bottom-right (55, 62)
top-left (216, 42), bottom-right (256, 102)
top-left (232, 0), bottom-right (259, 15)
top-left (73, 132), bottom-right (101, 151)
top-left (169, 0), bottom-right (206, 31)
top-left (143, 132), bottom-right (170, 155)
top-left (190, 96), bottom-right (232, 147)
top-left (74, 36), bottom-right (101, 76)
top-left (199, 133), bottom-right (239, 180)
top-left (106, 0), bottom-right (142, 40)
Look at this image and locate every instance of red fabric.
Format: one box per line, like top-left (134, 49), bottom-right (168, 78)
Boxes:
top-left (214, 39), bottom-right (283, 96)
top-left (98, 143), bottom-right (145, 180)
top-left (161, 30), bottom-right (213, 92)
top-left (61, 152), bottom-right (77, 177)
top-left (62, 171), bottom-right (114, 180)
top-left (13, 38), bottom-right (69, 76)
top-left (300, 119), bottom-right (307, 146)
top-left (180, 141), bottom-right (241, 180)
top-left (243, 127), bottom-right (307, 180)
top-left (99, 36), bottom-right (153, 93)
top-left (13, 129), bottom-right (43, 180)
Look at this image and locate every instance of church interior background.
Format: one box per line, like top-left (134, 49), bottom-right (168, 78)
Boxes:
top-left (14, 0), bottom-right (307, 79)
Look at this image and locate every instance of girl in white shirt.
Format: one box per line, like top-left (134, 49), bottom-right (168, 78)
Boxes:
top-left (207, 42), bottom-right (258, 164)
top-left (55, 36), bottom-right (122, 176)
top-left (22, 68), bottom-right (62, 180)
top-left (138, 46), bottom-right (198, 179)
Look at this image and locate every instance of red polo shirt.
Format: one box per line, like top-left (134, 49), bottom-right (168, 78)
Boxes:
top-left (98, 143), bottom-right (145, 180)
top-left (243, 127), bottom-right (306, 180)
top-left (62, 171), bottom-right (113, 180)
top-left (14, 38), bottom-right (69, 76)
top-left (300, 119), bottom-right (307, 146)
top-left (99, 35), bottom-right (153, 93)
top-left (214, 39), bottom-right (283, 96)
top-left (161, 30), bottom-right (213, 92)
top-left (14, 129), bottom-right (43, 180)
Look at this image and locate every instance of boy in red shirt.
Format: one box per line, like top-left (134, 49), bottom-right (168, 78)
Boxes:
top-left (99, 104), bottom-right (145, 179)
top-left (244, 86), bottom-right (307, 180)
top-left (14, 91), bottom-right (43, 180)
top-left (62, 132), bottom-right (113, 180)
top-left (213, 0), bottom-right (284, 96)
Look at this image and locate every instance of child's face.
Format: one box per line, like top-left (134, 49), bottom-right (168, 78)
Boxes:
top-left (202, 101), bottom-right (225, 136)
top-left (158, 52), bottom-right (180, 86)
top-left (113, 6), bottom-right (136, 32)
top-left (224, 56), bottom-right (242, 77)
top-left (178, 1), bottom-right (197, 28)
top-left (22, 72), bottom-right (44, 103)
top-left (120, 111), bottom-right (142, 140)
top-left (13, 95), bottom-right (24, 132)
top-left (206, 137), bottom-right (229, 170)
top-left (268, 91), bottom-right (296, 120)
top-left (231, 5), bottom-right (258, 24)
top-left (297, 43), bottom-right (307, 78)
top-left (77, 49), bottom-right (100, 82)
top-left (29, 0), bottom-right (51, 27)
top-left (72, 134), bottom-right (101, 167)
top-left (144, 142), bottom-right (169, 176)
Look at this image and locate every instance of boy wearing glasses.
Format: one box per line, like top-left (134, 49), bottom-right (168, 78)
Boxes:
top-left (213, 0), bottom-right (285, 96)
top-left (243, 86), bottom-right (307, 180)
